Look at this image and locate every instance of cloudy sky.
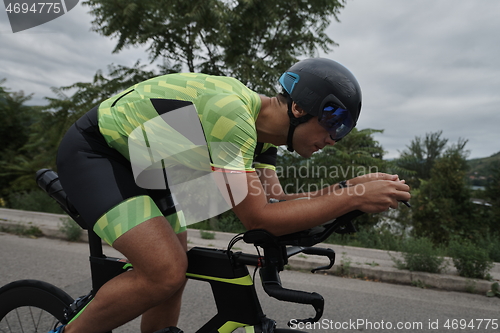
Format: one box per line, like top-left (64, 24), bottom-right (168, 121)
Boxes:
top-left (1, 0), bottom-right (499, 159)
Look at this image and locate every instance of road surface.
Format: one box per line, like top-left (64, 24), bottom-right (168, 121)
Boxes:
top-left (1, 233), bottom-right (498, 332)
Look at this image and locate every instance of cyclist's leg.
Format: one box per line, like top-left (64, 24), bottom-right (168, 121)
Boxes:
top-left (57, 107), bottom-right (188, 333)
top-left (65, 216), bottom-right (187, 333)
top-left (140, 231), bottom-right (188, 333)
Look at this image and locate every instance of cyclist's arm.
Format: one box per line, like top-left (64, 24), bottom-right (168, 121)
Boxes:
top-left (256, 167), bottom-right (328, 201)
top-left (230, 171), bottom-right (410, 236)
top-left (257, 167), bottom-right (401, 201)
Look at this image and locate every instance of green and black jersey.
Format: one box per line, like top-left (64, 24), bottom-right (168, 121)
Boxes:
top-left (97, 73), bottom-right (277, 173)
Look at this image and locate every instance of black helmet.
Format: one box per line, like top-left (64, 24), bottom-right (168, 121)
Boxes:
top-left (279, 58), bottom-right (362, 151)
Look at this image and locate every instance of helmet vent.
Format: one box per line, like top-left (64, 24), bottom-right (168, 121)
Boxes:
top-left (279, 72), bottom-right (300, 94)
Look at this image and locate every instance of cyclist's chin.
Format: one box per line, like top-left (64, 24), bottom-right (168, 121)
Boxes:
top-left (295, 147), bottom-right (314, 158)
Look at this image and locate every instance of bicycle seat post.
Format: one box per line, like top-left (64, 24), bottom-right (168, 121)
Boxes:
top-left (88, 229), bottom-right (105, 258)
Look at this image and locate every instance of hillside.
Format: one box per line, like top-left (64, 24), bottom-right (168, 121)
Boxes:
top-left (467, 151), bottom-right (500, 186)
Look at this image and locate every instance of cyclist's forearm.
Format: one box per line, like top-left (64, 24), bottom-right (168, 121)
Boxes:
top-left (256, 167), bottom-right (343, 201)
top-left (279, 183), bottom-right (342, 200)
top-left (235, 189), bottom-right (360, 236)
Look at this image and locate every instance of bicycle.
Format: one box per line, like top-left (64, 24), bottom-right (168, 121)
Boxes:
top-left (0, 169), bottom-right (362, 333)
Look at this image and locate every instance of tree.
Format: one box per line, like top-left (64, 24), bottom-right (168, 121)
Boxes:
top-left (83, 0), bottom-right (346, 95)
top-left (0, 80), bottom-right (42, 196)
top-left (485, 160), bottom-right (500, 231)
top-left (394, 131), bottom-right (448, 189)
top-left (1, 63), bottom-right (165, 194)
top-left (0, 80), bottom-right (36, 159)
top-left (411, 140), bottom-right (480, 244)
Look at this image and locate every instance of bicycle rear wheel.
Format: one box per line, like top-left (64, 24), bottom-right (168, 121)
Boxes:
top-left (0, 279), bottom-right (74, 333)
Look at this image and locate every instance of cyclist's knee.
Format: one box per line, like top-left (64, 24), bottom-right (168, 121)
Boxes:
top-left (111, 216), bottom-right (188, 296)
top-left (139, 252), bottom-right (188, 297)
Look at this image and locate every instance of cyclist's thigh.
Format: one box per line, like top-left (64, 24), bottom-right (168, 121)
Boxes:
top-left (112, 216), bottom-right (187, 278)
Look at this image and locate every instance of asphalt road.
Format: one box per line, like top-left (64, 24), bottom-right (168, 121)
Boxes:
top-left (1, 232), bottom-right (499, 333)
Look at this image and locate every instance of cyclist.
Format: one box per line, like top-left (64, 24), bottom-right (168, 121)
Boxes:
top-left (52, 58), bottom-right (410, 333)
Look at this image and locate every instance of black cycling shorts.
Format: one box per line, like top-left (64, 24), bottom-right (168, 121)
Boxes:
top-left (56, 106), bottom-right (186, 245)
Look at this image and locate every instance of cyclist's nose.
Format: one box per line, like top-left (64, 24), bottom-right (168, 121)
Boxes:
top-left (325, 135), bottom-right (336, 146)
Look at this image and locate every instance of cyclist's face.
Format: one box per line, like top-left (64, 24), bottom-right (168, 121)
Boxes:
top-left (293, 116), bottom-right (336, 158)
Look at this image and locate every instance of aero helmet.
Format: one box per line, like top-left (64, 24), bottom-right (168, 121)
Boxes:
top-left (279, 58), bottom-right (362, 152)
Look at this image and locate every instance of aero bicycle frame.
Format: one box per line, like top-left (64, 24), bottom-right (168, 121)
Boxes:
top-left (33, 169), bottom-right (363, 333)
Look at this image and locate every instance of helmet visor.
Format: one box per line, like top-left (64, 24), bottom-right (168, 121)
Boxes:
top-left (319, 106), bottom-right (354, 141)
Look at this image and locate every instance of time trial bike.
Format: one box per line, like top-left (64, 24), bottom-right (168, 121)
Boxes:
top-left (0, 169), bottom-right (362, 333)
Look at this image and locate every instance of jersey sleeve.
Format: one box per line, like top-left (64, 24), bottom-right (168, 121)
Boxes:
top-left (197, 93), bottom-right (260, 173)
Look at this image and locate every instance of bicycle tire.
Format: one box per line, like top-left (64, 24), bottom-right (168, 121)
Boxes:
top-left (0, 279), bottom-right (74, 333)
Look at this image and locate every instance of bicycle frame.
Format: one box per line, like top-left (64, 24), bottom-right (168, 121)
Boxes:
top-left (33, 168), bottom-right (362, 333)
top-left (83, 228), bottom-right (270, 333)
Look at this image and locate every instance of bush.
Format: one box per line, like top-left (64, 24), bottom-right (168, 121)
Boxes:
top-left (199, 230), bottom-right (216, 240)
top-left (487, 282), bottom-right (500, 298)
top-left (326, 226), bottom-right (403, 252)
top-left (475, 233), bottom-right (500, 263)
top-left (191, 211), bottom-right (246, 234)
top-left (59, 217), bottom-right (82, 242)
top-left (448, 238), bottom-right (493, 279)
top-left (0, 223), bottom-right (43, 238)
top-left (8, 190), bottom-right (64, 214)
top-left (392, 237), bottom-right (447, 273)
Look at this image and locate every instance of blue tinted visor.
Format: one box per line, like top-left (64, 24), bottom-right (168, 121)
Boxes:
top-left (319, 106), bottom-right (354, 141)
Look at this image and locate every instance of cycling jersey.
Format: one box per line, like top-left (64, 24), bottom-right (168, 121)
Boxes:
top-left (97, 73), bottom-right (277, 172)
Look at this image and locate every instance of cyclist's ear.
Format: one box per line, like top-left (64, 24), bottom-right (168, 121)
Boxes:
top-left (291, 102), bottom-right (307, 118)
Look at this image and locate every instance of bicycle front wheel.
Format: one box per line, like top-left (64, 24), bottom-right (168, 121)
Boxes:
top-left (0, 279), bottom-right (74, 333)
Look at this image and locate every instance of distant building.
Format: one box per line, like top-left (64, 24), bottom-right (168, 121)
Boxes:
top-left (470, 198), bottom-right (492, 207)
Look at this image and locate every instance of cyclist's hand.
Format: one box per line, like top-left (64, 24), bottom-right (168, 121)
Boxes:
top-left (353, 179), bottom-right (411, 213)
top-left (347, 173), bottom-right (400, 187)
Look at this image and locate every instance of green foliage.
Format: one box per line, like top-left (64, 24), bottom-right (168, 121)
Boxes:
top-left (0, 224), bottom-right (43, 238)
top-left (467, 151), bottom-right (500, 187)
top-left (59, 217), bottom-right (83, 242)
top-left (475, 233), bottom-right (500, 263)
top-left (199, 230), bottom-right (216, 240)
top-left (7, 190), bottom-right (64, 213)
top-left (487, 282), bottom-right (500, 298)
top-left (47, 62), bottom-right (166, 119)
top-left (394, 131), bottom-right (448, 189)
top-left (1, 63), bottom-right (166, 195)
top-left (391, 237), bottom-right (447, 274)
top-left (334, 252), bottom-right (352, 276)
top-left (191, 210), bottom-right (246, 234)
top-left (45, 62), bottom-right (163, 125)
top-left (411, 140), bottom-right (480, 244)
top-left (0, 80), bottom-right (44, 195)
top-left (277, 128), bottom-right (387, 228)
top-left (0, 80), bottom-right (36, 155)
top-left (484, 160), bottom-right (500, 228)
top-left (83, 0), bottom-right (345, 95)
top-left (448, 238), bottom-right (493, 280)
top-left (327, 226), bottom-right (403, 252)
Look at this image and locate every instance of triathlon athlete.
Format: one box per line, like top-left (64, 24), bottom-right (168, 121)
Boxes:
top-left (52, 58), bottom-right (411, 333)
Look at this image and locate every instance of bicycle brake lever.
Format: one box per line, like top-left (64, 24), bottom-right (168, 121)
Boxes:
top-left (301, 247), bottom-right (336, 273)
